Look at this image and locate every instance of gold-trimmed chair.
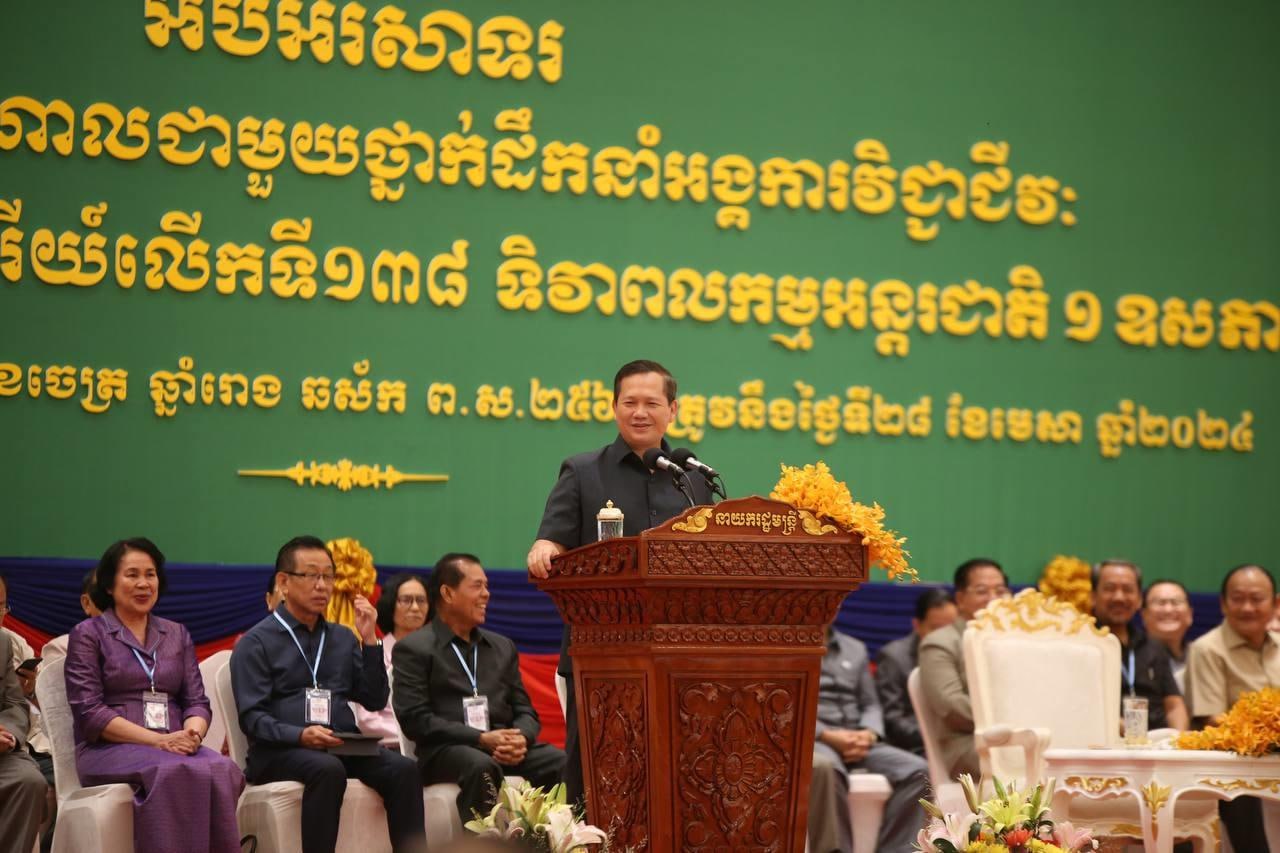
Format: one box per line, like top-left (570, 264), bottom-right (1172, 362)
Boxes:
top-left (963, 589), bottom-right (1217, 850)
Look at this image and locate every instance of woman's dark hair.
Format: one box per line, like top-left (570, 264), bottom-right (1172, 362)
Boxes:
top-left (91, 538), bottom-right (168, 612)
top-left (80, 568), bottom-right (97, 598)
top-left (376, 572), bottom-right (429, 634)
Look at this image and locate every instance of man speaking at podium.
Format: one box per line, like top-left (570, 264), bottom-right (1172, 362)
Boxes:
top-left (526, 359), bottom-right (715, 804)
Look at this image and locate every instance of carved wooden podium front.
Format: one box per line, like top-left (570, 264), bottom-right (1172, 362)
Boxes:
top-left (534, 496), bottom-right (867, 853)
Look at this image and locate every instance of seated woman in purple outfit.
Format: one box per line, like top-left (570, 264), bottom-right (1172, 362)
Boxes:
top-left (65, 538), bottom-right (245, 853)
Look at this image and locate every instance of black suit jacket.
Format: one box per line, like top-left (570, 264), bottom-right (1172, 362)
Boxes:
top-left (535, 434), bottom-right (715, 674)
top-left (392, 618), bottom-right (539, 759)
top-left (874, 632), bottom-right (923, 753)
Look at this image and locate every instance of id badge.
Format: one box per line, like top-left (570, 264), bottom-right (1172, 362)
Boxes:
top-left (306, 688), bottom-right (332, 725)
top-left (142, 690), bottom-right (169, 731)
top-left (463, 695), bottom-right (490, 731)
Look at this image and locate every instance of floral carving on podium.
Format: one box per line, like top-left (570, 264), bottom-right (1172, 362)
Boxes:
top-left (647, 539), bottom-right (864, 579)
top-left (652, 587), bottom-right (849, 626)
top-left (677, 679), bottom-right (796, 851)
top-left (586, 677), bottom-right (649, 852)
top-left (551, 537), bottom-right (637, 577)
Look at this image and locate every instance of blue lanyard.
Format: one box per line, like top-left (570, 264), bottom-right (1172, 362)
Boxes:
top-left (451, 642), bottom-right (479, 696)
top-left (1121, 649), bottom-right (1136, 696)
top-left (274, 611), bottom-right (326, 689)
top-left (130, 646), bottom-right (159, 692)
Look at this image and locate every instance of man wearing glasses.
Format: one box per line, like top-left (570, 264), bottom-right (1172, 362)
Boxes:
top-left (918, 558), bottom-right (1011, 779)
top-left (231, 536), bottom-right (426, 853)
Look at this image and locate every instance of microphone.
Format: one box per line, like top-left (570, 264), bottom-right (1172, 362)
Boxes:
top-left (669, 449), bottom-right (718, 480)
top-left (642, 448), bottom-right (685, 475)
top-left (641, 448), bottom-right (697, 508)
top-left (670, 448), bottom-right (727, 500)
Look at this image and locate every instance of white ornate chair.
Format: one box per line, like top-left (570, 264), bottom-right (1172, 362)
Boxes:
top-left (845, 771), bottom-right (891, 853)
top-left (963, 590), bottom-right (1217, 850)
top-left (211, 658), bottom-right (393, 853)
top-left (395, 728), bottom-right (467, 846)
top-left (34, 657), bottom-right (134, 853)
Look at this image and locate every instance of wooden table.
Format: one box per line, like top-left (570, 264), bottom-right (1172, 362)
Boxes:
top-left (1046, 747), bottom-right (1280, 852)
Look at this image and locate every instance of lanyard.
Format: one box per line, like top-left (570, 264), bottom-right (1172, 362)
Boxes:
top-left (451, 641), bottom-right (479, 696)
top-left (274, 611), bottom-right (326, 689)
top-left (1121, 648), bottom-right (1136, 696)
top-left (130, 646), bottom-right (159, 692)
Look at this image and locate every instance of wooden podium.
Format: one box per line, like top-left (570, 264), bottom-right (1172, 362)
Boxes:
top-left (533, 496), bottom-right (868, 853)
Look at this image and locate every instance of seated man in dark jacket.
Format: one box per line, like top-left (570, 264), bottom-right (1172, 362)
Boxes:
top-left (231, 536), bottom-right (425, 853)
top-left (393, 553), bottom-right (566, 821)
top-left (874, 587), bottom-right (957, 754)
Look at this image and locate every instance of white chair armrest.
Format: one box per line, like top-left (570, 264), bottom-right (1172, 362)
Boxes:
top-left (975, 725), bottom-right (1051, 786)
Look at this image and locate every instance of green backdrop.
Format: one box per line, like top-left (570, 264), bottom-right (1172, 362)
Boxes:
top-left (1, 0), bottom-right (1277, 589)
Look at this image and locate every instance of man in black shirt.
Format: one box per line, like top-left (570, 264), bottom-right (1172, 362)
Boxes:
top-left (1091, 559), bottom-right (1188, 731)
top-left (231, 536), bottom-right (425, 853)
top-left (393, 553), bottom-right (565, 821)
top-left (526, 359), bottom-right (715, 803)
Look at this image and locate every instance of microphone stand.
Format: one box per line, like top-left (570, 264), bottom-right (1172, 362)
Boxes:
top-left (670, 469), bottom-right (698, 508)
top-left (707, 474), bottom-right (727, 502)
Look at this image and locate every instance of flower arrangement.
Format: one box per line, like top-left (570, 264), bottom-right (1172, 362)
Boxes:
top-left (464, 780), bottom-right (606, 853)
top-left (916, 775), bottom-right (1097, 853)
top-left (325, 537), bottom-right (378, 629)
top-left (1037, 555), bottom-right (1092, 616)
top-left (770, 461), bottom-right (917, 580)
top-left (1176, 687), bottom-right (1280, 757)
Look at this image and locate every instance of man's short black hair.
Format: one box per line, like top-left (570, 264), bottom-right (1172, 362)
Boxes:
top-left (80, 568), bottom-right (96, 598)
top-left (274, 535), bottom-right (333, 578)
top-left (913, 587), bottom-right (955, 622)
top-left (91, 538), bottom-right (168, 612)
top-left (1142, 578), bottom-right (1189, 607)
top-left (613, 360), bottom-right (676, 403)
top-left (1092, 559), bottom-right (1142, 590)
top-left (953, 558), bottom-right (1006, 591)
top-left (1221, 564), bottom-right (1275, 599)
top-left (428, 552), bottom-right (481, 612)
top-left (266, 570), bottom-right (280, 596)
top-left (377, 572), bottom-right (429, 635)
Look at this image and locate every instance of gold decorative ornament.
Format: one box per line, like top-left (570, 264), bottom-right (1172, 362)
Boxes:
top-left (970, 588), bottom-right (1108, 637)
top-left (324, 537), bottom-right (377, 631)
top-left (1064, 776), bottom-right (1127, 795)
top-left (796, 510), bottom-right (839, 536)
top-left (1038, 554), bottom-right (1092, 615)
top-left (671, 507), bottom-right (713, 534)
top-left (1140, 781), bottom-right (1171, 840)
top-left (238, 459), bottom-right (448, 491)
top-left (1197, 777), bottom-right (1280, 794)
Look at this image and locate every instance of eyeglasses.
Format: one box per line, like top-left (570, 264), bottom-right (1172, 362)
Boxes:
top-left (1227, 595), bottom-right (1272, 608)
top-left (1147, 597), bottom-right (1189, 609)
top-left (396, 595), bottom-right (428, 608)
top-left (965, 586), bottom-right (1010, 597)
top-left (286, 572), bottom-right (336, 586)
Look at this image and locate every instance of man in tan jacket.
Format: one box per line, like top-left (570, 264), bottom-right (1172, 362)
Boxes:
top-left (918, 558), bottom-right (1010, 779)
